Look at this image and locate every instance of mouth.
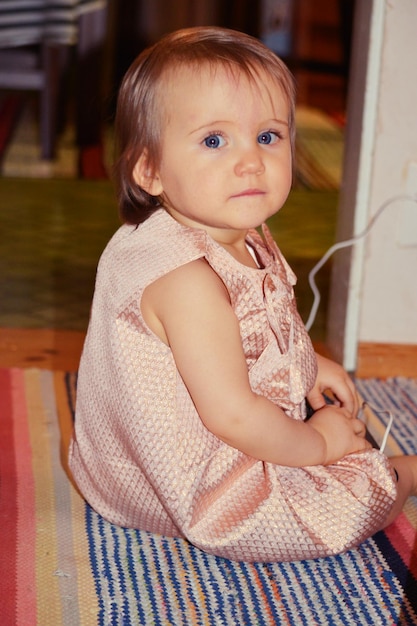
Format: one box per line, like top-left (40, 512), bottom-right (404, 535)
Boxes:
top-left (230, 189), bottom-right (265, 198)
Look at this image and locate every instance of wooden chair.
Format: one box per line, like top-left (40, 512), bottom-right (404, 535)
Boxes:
top-left (0, 4), bottom-right (107, 160)
top-left (0, 43), bottom-right (61, 159)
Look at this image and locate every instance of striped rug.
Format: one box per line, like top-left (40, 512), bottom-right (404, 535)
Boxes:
top-left (1, 368), bottom-right (417, 625)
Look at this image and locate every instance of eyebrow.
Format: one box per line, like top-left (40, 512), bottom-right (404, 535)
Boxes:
top-left (188, 118), bottom-right (289, 136)
top-left (265, 118), bottom-right (289, 127)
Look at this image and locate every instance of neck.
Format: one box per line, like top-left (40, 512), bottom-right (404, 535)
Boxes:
top-left (219, 238), bottom-right (259, 269)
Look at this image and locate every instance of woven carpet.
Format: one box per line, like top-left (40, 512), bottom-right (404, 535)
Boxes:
top-left (1, 368), bottom-right (417, 625)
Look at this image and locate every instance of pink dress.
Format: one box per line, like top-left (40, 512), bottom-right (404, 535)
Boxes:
top-left (69, 209), bottom-right (396, 562)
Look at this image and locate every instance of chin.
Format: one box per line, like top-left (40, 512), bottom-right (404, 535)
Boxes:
top-left (237, 211), bottom-right (277, 230)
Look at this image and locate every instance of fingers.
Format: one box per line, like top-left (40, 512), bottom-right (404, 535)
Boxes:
top-left (306, 389), bottom-right (327, 412)
top-left (352, 418), bottom-right (372, 451)
top-left (319, 406), bottom-right (369, 442)
top-left (335, 379), bottom-right (360, 416)
top-left (353, 417), bottom-right (367, 437)
top-left (307, 378), bottom-right (360, 417)
top-left (349, 385), bottom-right (361, 416)
top-left (313, 354), bottom-right (360, 415)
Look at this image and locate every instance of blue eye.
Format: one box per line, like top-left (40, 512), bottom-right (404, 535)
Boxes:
top-left (204, 134), bottom-right (225, 149)
top-left (257, 131), bottom-right (279, 145)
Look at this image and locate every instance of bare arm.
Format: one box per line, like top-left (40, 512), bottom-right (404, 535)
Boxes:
top-left (141, 259), bottom-right (370, 467)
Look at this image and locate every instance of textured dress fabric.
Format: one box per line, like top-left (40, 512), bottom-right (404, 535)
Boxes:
top-left (69, 209), bottom-right (397, 563)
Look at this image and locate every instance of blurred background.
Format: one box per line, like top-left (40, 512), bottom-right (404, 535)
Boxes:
top-left (0, 0), bottom-right (352, 177)
top-left (0, 0), bottom-right (354, 367)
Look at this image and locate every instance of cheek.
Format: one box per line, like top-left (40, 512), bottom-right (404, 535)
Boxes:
top-left (286, 161), bottom-right (293, 184)
top-left (278, 152), bottom-right (293, 183)
top-left (187, 161), bottom-right (220, 186)
top-left (270, 157), bottom-right (292, 181)
top-left (161, 170), bottom-right (199, 207)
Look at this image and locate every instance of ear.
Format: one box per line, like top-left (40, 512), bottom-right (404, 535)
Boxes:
top-left (132, 151), bottom-right (163, 197)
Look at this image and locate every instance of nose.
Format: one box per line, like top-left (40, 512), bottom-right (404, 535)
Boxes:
top-left (234, 146), bottom-right (265, 177)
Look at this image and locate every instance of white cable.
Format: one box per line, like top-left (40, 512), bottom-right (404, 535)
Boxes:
top-left (304, 193), bottom-right (417, 455)
top-left (359, 402), bottom-right (394, 454)
top-left (304, 193), bottom-right (417, 332)
top-left (379, 409), bottom-right (394, 454)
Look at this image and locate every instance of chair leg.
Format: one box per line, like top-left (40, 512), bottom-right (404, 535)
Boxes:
top-left (76, 6), bottom-right (107, 148)
top-left (40, 43), bottom-right (61, 160)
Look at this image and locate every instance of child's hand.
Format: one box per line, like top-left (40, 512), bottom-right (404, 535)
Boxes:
top-left (308, 404), bottom-right (371, 465)
top-left (307, 354), bottom-right (360, 416)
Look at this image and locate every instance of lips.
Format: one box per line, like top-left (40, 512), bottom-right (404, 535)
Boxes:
top-left (231, 189), bottom-right (265, 198)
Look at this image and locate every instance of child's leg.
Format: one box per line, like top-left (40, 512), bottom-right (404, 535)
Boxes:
top-left (380, 455), bottom-right (417, 528)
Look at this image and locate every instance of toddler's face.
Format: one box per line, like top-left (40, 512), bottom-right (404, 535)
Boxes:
top-left (141, 63), bottom-right (292, 241)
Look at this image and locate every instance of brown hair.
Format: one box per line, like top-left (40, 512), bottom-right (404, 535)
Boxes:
top-left (114, 26), bottom-right (296, 225)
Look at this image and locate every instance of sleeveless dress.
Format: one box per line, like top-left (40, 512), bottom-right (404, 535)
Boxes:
top-left (69, 209), bottom-right (396, 562)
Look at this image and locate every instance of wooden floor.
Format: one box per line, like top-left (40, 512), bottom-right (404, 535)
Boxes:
top-left (356, 342), bottom-right (417, 379)
top-left (0, 328), bottom-right (85, 371)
